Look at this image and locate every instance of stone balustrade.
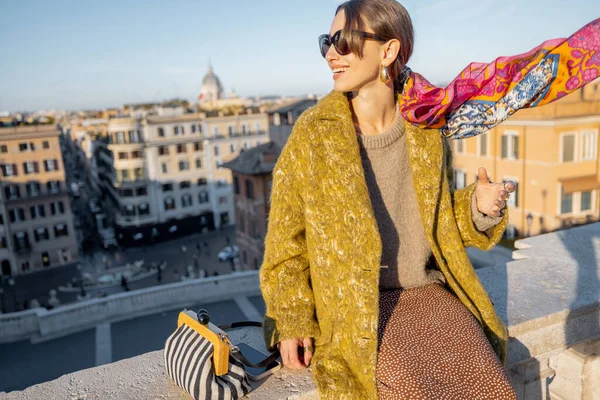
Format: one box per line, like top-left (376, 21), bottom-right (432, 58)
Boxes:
top-left (0, 271), bottom-right (261, 344)
top-left (2, 223), bottom-right (600, 399)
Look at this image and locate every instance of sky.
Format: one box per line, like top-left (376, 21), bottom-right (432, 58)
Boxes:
top-left (1, 0), bottom-right (599, 112)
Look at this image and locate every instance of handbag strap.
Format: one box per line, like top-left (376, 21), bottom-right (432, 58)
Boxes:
top-left (218, 320), bottom-right (281, 369)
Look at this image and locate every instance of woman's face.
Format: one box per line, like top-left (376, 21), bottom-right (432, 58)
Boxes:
top-left (326, 10), bottom-right (383, 93)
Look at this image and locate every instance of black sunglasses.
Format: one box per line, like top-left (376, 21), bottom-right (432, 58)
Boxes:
top-left (318, 29), bottom-right (386, 58)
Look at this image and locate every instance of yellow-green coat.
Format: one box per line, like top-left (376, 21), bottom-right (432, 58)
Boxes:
top-left (260, 91), bottom-right (508, 400)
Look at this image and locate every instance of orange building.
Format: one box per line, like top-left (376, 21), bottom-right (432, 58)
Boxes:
top-left (452, 80), bottom-right (600, 238)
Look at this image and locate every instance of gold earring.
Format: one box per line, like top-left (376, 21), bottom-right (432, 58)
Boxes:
top-left (380, 64), bottom-right (390, 83)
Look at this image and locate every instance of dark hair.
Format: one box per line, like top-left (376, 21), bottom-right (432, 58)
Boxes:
top-left (335, 0), bottom-right (414, 93)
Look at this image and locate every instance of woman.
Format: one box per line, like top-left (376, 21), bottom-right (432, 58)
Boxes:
top-left (260, 1), bottom-right (597, 399)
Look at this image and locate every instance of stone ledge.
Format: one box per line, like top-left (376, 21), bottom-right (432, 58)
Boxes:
top-left (3, 223), bottom-right (600, 399)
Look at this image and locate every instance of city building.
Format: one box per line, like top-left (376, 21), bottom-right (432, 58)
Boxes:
top-left (107, 109), bottom-right (269, 247)
top-left (452, 80), bottom-right (600, 238)
top-left (222, 141), bottom-right (281, 270)
top-left (197, 65), bottom-right (251, 111)
top-left (0, 125), bottom-right (79, 276)
top-left (267, 98), bottom-right (318, 148)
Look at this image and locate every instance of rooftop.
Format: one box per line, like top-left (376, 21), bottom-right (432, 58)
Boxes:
top-left (222, 141), bottom-right (282, 175)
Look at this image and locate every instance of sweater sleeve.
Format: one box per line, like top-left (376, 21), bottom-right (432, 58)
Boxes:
top-left (259, 118), bottom-right (320, 352)
top-left (443, 139), bottom-right (508, 250)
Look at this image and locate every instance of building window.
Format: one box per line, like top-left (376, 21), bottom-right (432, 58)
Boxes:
top-left (44, 159), bottom-right (59, 171)
top-left (230, 144), bottom-right (235, 153)
top-left (454, 140), bottom-right (465, 155)
top-left (273, 113), bottom-right (281, 126)
top-left (54, 224), bottom-right (69, 237)
top-left (34, 227), bottom-right (50, 242)
top-left (128, 130), bottom-right (139, 143)
top-left (581, 191), bottom-right (592, 212)
top-left (177, 144), bottom-right (187, 153)
top-left (0, 144), bottom-right (8, 153)
top-left (245, 179), bottom-right (254, 199)
top-left (9, 208), bottom-right (25, 223)
top-left (501, 131), bottom-right (519, 160)
top-left (19, 142), bottom-right (35, 152)
top-left (194, 142), bottom-right (202, 151)
top-left (195, 159), bottom-right (202, 169)
top-left (180, 181), bottom-right (191, 189)
top-left (131, 151), bottom-right (142, 159)
top-left (164, 197), bottom-right (176, 210)
top-left (212, 126), bottom-right (219, 137)
top-left (198, 191), bottom-right (209, 204)
top-left (159, 145), bottom-right (169, 155)
top-left (1, 163), bottom-right (17, 177)
top-left (0, 236), bottom-right (6, 249)
top-left (158, 127), bottom-right (165, 137)
top-left (31, 205), bottom-right (45, 218)
top-left (5, 185), bottom-right (20, 200)
top-left (234, 176), bottom-right (240, 194)
top-left (242, 124), bottom-right (248, 134)
top-left (134, 168), bottom-right (144, 180)
top-left (561, 133), bottom-right (576, 163)
top-left (23, 161), bottom-right (39, 174)
top-left (454, 170), bottom-right (466, 190)
top-left (197, 177), bottom-right (207, 186)
top-left (256, 122), bottom-right (261, 132)
top-left (504, 179), bottom-right (519, 208)
top-left (121, 204), bottom-right (136, 216)
top-left (42, 141), bottom-right (50, 149)
top-left (178, 161), bottom-right (190, 171)
top-left (561, 187), bottom-right (573, 214)
top-left (174, 126), bottom-right (180, 135)
top-left (118, 152), bottom-right (129, 160)
top-left (182, 194), bottom-right (193, 207)
top-left (14, 232), bottom-right (30, 251)
top-left (161, 163), bottom-right (168, 174)
top-left (192, 124), bottom-right (197, 134)
top-left (582, 130), bottom-right (596, 160)
top-left (120, 169), bottom-right (130, 181)
top-left (162, 183), bottom-right (173, 192)
top-left (218, 196), bottom-right (227, 204)
top-left (135, 187), bottom-right (147, 196)
top-left (138, 202), bottom-right (150, 215)
top-left (119, 188), bottom-right (134, 197)
top-left (116, 131), bottom-right (125, 144)
top-left (478, 133), bottom-right (488, 157)
top-left (216, 179), bottom-right (227, 188)
top-left (26, 182), bottom-right (41, 197)
top-left (50, 201), bottom-right (65, 215)
top-left (214, 145), bottom-right (220, 156)
top-left (47, 181), bottom-right (60, 193)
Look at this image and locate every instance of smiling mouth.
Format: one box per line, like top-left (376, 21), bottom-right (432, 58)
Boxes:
top-left (332, 67), bottom-right (349, 74)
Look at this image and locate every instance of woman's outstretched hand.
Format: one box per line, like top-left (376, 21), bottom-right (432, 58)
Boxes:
top-left (475, 167), bottom-right (516, 217)
top-left (277, 337), bottom-right (313, 370)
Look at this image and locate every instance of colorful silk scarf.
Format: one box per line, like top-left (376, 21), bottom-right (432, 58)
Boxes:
top-left (397, 18), bottom-right (600, 139)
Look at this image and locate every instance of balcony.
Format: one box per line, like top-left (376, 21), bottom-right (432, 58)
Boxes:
top-left (1, 224), bottom-right (600, 399)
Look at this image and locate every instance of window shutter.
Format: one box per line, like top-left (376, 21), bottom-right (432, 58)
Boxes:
top-left (501, 136), bottom-right (507, 158)
top-left (12, 164), bottom-right (18, 176)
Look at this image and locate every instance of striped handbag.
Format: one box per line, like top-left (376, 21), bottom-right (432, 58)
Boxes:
top-left (164, 309), bottom-right (278, 400)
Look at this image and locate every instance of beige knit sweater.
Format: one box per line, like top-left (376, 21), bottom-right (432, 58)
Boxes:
top-left (357, 111), bottom-right (501, 290)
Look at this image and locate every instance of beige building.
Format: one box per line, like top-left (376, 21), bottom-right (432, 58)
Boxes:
top-left (107, 109), bottom-right (269, 246)
top-left (452, 81), bottom-right (600, 238)
top-left (0, 125), bottom-right (79, 276)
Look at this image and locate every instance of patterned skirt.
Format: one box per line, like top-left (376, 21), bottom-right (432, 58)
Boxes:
top-left (376, 283), bottom-right (517, 400)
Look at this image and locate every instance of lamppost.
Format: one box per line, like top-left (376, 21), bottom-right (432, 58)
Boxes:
top-left (7, 278), bottom-right (16, 312)
top-left (526, 213), bottom-right (533, 237)
top-left (181, 246), bottom-right (188, 277)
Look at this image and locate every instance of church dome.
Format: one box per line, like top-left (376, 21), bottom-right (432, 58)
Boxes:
top-left (200, 65), bottom-right (224, 101)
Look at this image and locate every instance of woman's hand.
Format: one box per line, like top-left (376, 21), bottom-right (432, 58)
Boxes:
top-left (277, 337), bottom-right (313, 370)
top-left (475, 167), bottom-right (516, 217)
